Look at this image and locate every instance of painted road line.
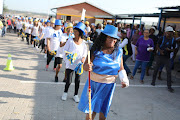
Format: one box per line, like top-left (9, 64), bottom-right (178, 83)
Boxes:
top-left (20, 81), bottom-right (180, 88)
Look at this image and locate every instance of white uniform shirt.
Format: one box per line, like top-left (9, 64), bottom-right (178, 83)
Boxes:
top-left (25, 22), bottom-right (33, 34)
top-left (56, 33), bottom-right (74, 58)
top-left (32, 25), bottom-right (39, 36)
top-left (63, 38), bottom-right (87, 70)
top-left (46, 29), bottom-right (63, 51)
top-left (40, 26), bottom-right (45, 39)
top-left (44, 26), bottom-right (51, 45)
top-left (17, 21), bottom-right (22, 30)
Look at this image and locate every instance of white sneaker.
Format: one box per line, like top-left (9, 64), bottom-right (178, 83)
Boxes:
top-left (62, 93), bottom-right (67, 101)
top-left (73, 95), bottom-right (80, 103)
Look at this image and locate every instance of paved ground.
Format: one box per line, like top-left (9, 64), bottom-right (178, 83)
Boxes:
top-left (0, 33), bottom-right (180, 120)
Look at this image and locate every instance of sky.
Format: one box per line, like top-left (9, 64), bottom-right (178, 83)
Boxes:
top-left (3, 0), bottom-right (180, 24)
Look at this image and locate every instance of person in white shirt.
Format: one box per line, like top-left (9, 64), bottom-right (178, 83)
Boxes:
top-left (38, 19), bottom-right (45, 51)
top-left (25, 17), bottom-right (33, 45)
top-left (62, 22), bottom-right (87, 103)
top-left (43, 20), bottom-right (51, 58)
top-left (16, 18), bottom-right (22, 37)
top-left (21, 17), bottom-right (26, 41)
top-left (46, 19), bottom-right (63, 71)
top-left (85, 21), bottom-right (91, 36)
top-left (96, 23), bottom-right (103, 36)
top-left (55, 23), bottom-right (74, 82)
top-left (119, 29), bottom-right (132, 76)
top-left (31, 18), bottom-right (40, 48)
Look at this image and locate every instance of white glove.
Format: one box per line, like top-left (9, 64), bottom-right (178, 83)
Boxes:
top-left (118, 70), bottom-right (129, 88)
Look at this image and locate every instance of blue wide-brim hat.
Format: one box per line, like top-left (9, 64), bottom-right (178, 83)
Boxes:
top-left (28, 17), bottom-right (31, 20)
top-left (74, 22), bottom-right (86, 35)
top-left (41, 19), bottom-right (44, 23)
top-left (102, 24), bottom-right (119, 39)
top-left (47, 20), bottom-right (50, 23)
top-left (55, 19), bottom-right (63, 25)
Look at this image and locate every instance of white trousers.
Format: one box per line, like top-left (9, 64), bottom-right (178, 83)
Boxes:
top-left (131, 44), bottom-right (136, 61)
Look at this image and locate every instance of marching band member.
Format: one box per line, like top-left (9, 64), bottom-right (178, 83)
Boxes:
top-left (46, 19), bottom-right (63, 71)
top-left (55, 23), bottom-right (74, 82)
top-left (78, 25), bottom-right (129, 120)
top-left (61, 22), bottom-right (87, 103)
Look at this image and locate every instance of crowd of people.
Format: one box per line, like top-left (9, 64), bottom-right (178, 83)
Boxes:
top-left (0, 15), bottom-right (180, 120)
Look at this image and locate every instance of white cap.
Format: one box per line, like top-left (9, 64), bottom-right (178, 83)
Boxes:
top-left (150, 26), bottom-right (156, 31)
top-left (165, 26), bottom-right (174, 32)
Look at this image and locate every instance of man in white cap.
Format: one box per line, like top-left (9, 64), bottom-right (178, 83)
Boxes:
top-left (151, 26), bottom-right (177, 93)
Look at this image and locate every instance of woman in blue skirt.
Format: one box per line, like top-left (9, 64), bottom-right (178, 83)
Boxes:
top-left (78, 25), bottom-right (129, 120)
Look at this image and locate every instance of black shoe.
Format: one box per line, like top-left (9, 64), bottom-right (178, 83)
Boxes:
top-left (151, 82), bottom-right (155, 86)
top-left (168, 88), bottom-right (174, 93)
top-left (55, 76), bottom-right (58, 82)
top-left (127, 72), bottom-right (132, 76)
top-left (63, 79), bottom-right (66, 83)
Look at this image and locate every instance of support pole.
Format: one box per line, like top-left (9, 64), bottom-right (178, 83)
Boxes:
top-left (162, 17), bottom-right (166, 32)
top-left (130, 16), bottom-right (135, 39)
top-left (157, 9), bottom-right (163, 31)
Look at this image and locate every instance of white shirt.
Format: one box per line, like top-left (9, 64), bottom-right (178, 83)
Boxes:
top-left (44, 26), bottom-right (52, 45)
top-left (32, 25), bottom-right (39, 36)
top-left (96, 29), bottom-right (102, 35)
top-left (46, 29), bottom-right (63, 51)
top-left (56, 33), bottom-right (75, 58)
top-left (63, 38), bottom-right (87, 70)
top-left (40, 26), bottom-right (45, 39)
top-left (119, 38), bottom-right (128, 48)
top-left (25, 22), bottom-right (33, 34)
top-left (86, 26), bottom-right (91, 33)
top-left (17, 21), bottom-right (22, 30)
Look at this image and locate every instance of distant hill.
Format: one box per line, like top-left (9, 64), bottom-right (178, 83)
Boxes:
top-left (4, 9), bottom-right (55, 18)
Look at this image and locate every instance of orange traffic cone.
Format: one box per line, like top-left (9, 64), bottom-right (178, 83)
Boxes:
top-left (4, 54), bottom-right (15, 71)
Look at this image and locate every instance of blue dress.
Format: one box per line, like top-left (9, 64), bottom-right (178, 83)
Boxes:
top-left (78, 47), bottom-right (123, 117)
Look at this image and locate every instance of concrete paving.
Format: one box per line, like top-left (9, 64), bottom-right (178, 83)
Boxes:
top-left (0, 33), bottom-right (180, 120)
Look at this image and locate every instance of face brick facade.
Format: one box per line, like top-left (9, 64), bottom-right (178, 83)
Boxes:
top-left (56, 2), bottom-right (113, 24)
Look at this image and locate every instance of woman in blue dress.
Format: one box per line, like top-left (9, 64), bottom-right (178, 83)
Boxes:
top-left (78, 25), bottom-right (129, 120)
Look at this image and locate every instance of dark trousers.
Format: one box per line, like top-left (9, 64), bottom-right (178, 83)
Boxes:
top-left (14, 26), bottom-right (16, 33)
top-left (47, 51), bottom-right (58, 68)
top-left (152, 56), bottom-right (172, 88)
top-left (38, 39), bottom-right (45, 51)
top-left (25, 33), bottom-right (30, 44)
top-left (17, 29), bottom-right (20, 37)
top-left (64, 69), bottom-right (81, 95)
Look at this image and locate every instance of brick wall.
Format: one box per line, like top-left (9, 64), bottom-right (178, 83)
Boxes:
top-left (56, 2), bottom-right (112, 24)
